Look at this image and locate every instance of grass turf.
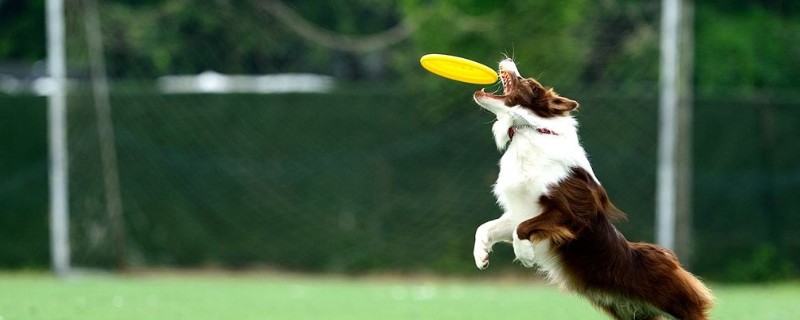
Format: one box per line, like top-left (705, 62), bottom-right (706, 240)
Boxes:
top-left (1, 272), bottom-right (798, 319)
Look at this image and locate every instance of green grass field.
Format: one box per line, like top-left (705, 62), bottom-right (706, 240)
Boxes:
top-left (1, 272), bottom-right (798, 320)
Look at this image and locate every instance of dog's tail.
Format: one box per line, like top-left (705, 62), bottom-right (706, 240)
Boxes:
top-left (675, 267), bottom-right (715, 319)
top-left (628, 243), bottom-right (715, 320)
top-left (652, 252), bottom-right (715, 320)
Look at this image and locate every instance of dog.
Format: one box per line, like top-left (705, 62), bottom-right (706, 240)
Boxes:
top-left (472, 58), bottom-right (713, 320)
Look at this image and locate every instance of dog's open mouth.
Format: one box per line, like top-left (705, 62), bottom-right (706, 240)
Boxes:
top-left (500, 70), bottom-right (514, 95)
top-left (476, 70), bottom-right (515, 100)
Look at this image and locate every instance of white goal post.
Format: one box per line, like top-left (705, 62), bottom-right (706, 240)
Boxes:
top-left (657, 0), bottom-right (693, 260)
top-left (46, 0), bottom-right (70, 276)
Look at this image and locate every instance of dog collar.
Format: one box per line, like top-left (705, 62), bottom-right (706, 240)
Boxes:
top-left (507, 125), bottom-right (557, 140)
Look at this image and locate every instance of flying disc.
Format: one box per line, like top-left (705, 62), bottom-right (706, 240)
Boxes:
top-left (420, 54), bottom-right (498, 85)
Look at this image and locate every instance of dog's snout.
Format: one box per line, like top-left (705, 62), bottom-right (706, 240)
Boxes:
top-left (499, 59), bottom-right (520, 77)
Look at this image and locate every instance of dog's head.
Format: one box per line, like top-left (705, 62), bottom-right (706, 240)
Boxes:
top-left (473, 59), bottom-right (579, 149)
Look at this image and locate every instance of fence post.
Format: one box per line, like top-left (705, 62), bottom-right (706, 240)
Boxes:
top-left (46, 0), bottom-right (70, 276)
top-left (83, 0), bottom-right (128, 270)
top-left (657, 0), bottom-right (694, 265)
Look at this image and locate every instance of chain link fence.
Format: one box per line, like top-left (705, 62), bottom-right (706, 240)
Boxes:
top-left (1, 0), bottom-right (798, 280)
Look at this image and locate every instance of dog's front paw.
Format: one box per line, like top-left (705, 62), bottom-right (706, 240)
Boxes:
top-left (473, 244), bottom-right (490, 270)
top-left (473, 227), bottom-right (492, 270)
top-left (513, 234), bottom-right (537, 268)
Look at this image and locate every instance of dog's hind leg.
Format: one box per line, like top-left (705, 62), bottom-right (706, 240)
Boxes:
top-left (590, 297), bottom-right (669, 320)
top-left (512, 230), bottom-right (538, 267)
top-left (660, 300), bottom-right (710, 320)
top-left (516, 208), bottom-right (576, 248)
top-left (597, 304), bottom-right (667, 320)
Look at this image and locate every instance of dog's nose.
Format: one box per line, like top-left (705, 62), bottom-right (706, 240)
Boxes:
top-left (499, 59), bottom-right (520, 76)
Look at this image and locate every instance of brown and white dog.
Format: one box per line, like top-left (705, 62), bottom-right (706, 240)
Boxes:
top-left (472, 59), bottom-right (713, 320)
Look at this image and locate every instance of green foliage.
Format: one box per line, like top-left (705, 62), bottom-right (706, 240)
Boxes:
top-left (0, 1), bottom-right (46, 61)
top-left (2, 0), bottom-right (800, 94)
top-left (695, 3), bottom-right (800, 94)
top-left (399, 0), bottom-right (591, 86)
top-left (95, 0), bottom-right (409, 78)
top-left (724, 244), bottom-right (796, 282)
top-left (101, 0), bottom-right (313, 77)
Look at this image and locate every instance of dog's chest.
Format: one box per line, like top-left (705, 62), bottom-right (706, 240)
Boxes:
top-left (492, 141), bottom-right (571, 217)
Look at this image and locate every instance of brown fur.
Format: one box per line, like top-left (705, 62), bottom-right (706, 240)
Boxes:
top-left (516, 168), bottom-right (714, 320)
top-left (500, 72), bottom-right (579, 117)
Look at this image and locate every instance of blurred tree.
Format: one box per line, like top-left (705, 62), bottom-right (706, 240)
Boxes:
top-left (694, 2), bottom-right (800, 94)
top-left (0, 0), bottom-right (46, 61)
top-left (263, 0), bottom-right (408, 79)
top-left (1, 0), bottom-right (799, 89)
top-left (578, 0), bottom-right (661, 87)
top-left (97, 0), bottom-right (410, 79)
top-left (101, 0), bottom-right (309, 77)
top-left (398, 0), bottom-right (591, 87)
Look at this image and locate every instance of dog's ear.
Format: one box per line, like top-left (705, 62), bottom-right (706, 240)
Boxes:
top-left (549, 96), bottom-right (579, 112)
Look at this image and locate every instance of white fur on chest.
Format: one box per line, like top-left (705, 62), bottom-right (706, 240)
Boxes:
top-left (493, 138), bottom-right (568, 221)
top-left (492, 125), bottom-right (593, 221)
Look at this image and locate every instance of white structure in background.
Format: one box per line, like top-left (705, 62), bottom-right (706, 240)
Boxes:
top-left (0, 74), bottom-right (23, 93)
top-left (47, 0), bottom-right (70, 277)
top-left (657, 0), bottom-right (692, 257)
top-left (157, 71), bottom-right (335, 94)
top-left (0, 76), bottom-right (76, 96)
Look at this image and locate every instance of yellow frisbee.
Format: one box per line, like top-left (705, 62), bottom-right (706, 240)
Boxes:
top-left (420, 54), bottom-right (498, 85)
